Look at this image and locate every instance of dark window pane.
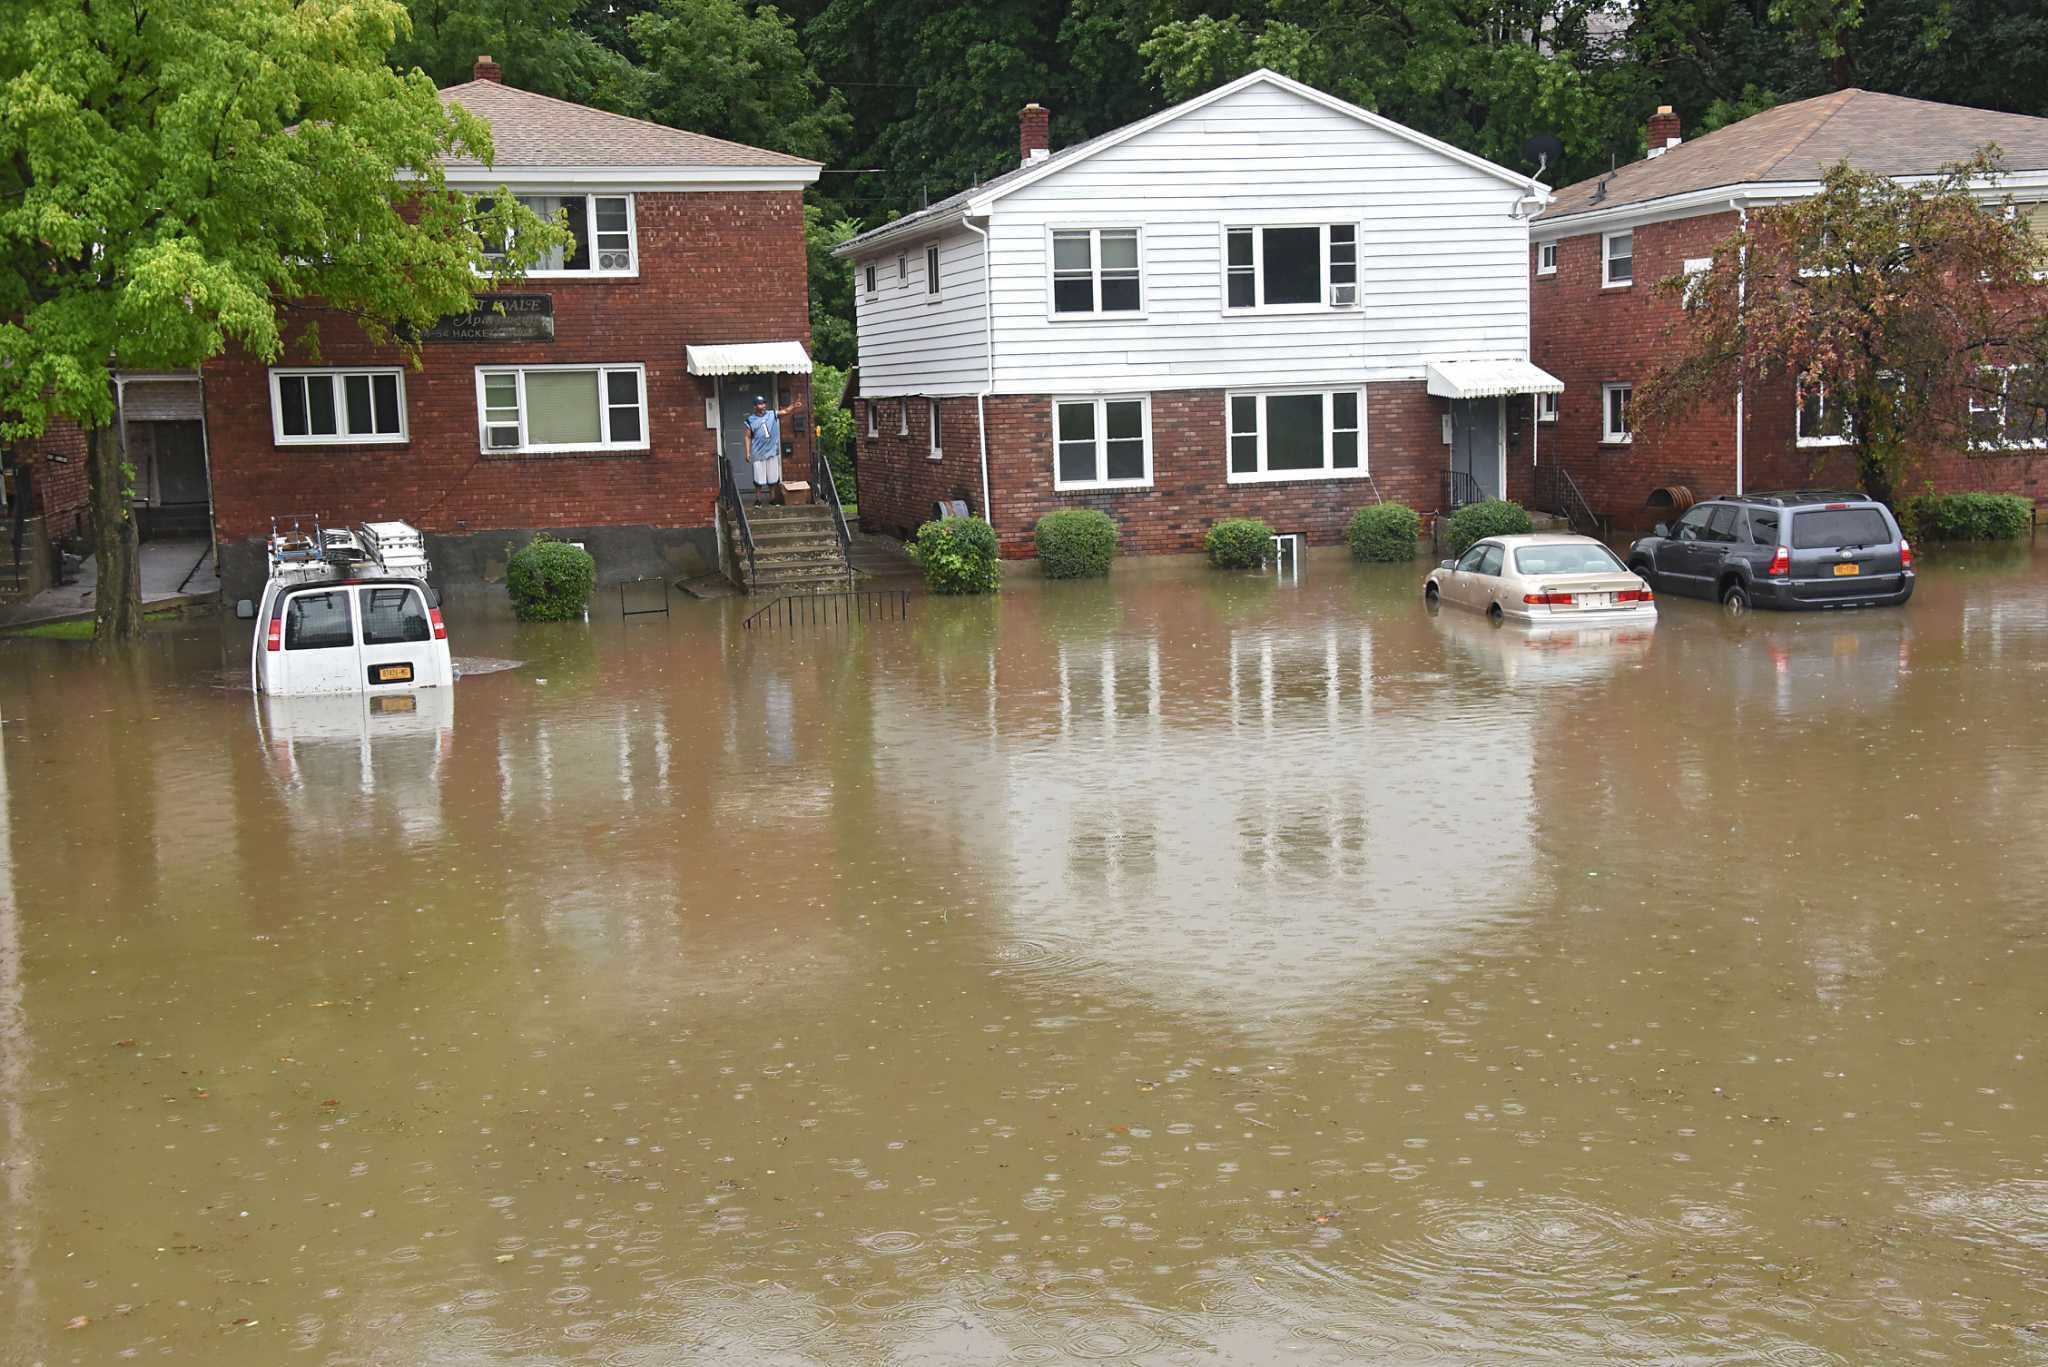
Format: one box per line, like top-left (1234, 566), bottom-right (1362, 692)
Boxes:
top-left (609, 404), bottom-right (642, 444)
top-left (306, 376), bottom-right (337, 436)
top-left (1227, 229), bottom-right (1253, 267)
top-left (1229, 396), bottom-right (1257, 434)
top-left (360, 587), bottom-right (430, 645)
top-left (1053, 278), bottom-right (1095, 313)
top-left (1104, 401), bottom-right (1141, 441)
top-left (1265, 393), bottom-right (1323, 470)
top-left (1057, 401), bottom-right (1095, 443)
top-left (1100, 276), bottom-right (1140, 311)
top-left (278, 376), bottom-right (308, 436)
top-left (344, 374), bottom-right (372, 435)
top-left (1262, 227), bottom-right (1321, 304)
top-left (1230, 434), bottom-right (1259, 473)
top-left (607, 371), bottom-right (639, 406)
top-left (372, 374), bottom-right (401, 434)
top-left (1058, 441), bottom-right (1097, 483)
top-left (284, 590), bottom-right (353, 650)
top-left (561, 196), bottom-right (589, 270)
top-left (1791, 508), bottom-right (1892, 549)
top-left (1105, 438), bottom-right (1145, 481)
top-left (1332, 432), bottom-right (1358, 468)
top-left (1332, 392), bottom-right (1358, 429)
top-left (1227, 273), bottom-right (1255, 308)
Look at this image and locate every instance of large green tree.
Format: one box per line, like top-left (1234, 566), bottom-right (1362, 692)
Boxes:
top-left (0, 0), bottom-right (556, 649)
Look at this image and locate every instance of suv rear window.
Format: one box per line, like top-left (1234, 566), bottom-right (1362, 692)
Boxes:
top-left (1791, 507), bottom-right (1891, 550)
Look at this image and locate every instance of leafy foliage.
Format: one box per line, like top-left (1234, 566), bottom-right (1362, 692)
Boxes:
top-left (1034, 508), bottom-right (1119, 578)
top-left (910, 516), bottom-right (1001, 593)
top-left (507, 535), bottom-right (598, 621)
top-left (1444, 500), bottom-right (1533, 555)
top-left (1903, 491), bottom-right (2033, 541)
top-left (812, 363), bottom-right (857, 503)
top-left (1206, 517), bottom-right (1273, 569)
top-left (1346, 502), bottom-right (1421, 561)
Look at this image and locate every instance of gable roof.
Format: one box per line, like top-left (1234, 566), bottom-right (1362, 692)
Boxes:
top-left (836, 69), bottom-right (1544, 258)
top-left (1540, 89), bottom-right (2048, 227)
top-left (437, 79), bottom-right (819, 172)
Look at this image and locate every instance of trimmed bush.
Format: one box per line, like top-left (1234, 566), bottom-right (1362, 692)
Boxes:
top-left (1346, 502), bottom-right (1422, 562)
top-left (910, 515), bottom-right (1001, 594)
top-left (1206, 518), bottom-right (1274, 569)
top-left (506, 534), bottom-right (596, 622)
top-left (1035, 508), bottom-right (1119, 579)
top-left (1904, 491), bottom-right (2031, 541)
top-left (1444, 499), bottom-right (1534, 556)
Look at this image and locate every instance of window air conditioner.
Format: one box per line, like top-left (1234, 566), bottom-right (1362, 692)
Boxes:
top-left (1331, 284), bottom-right (1359, 307)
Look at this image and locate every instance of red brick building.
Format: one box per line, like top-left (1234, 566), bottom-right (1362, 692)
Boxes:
top-left (837, 71), bottom-right (1560, 559)
top-left (1532, 92), bottom-right (2048, 529)
top-left (201, 59), bottom-right (820, 594)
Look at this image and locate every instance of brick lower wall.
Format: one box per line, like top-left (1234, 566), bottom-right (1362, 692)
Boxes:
top-left (858, 382), bottom-right (1538, 558)
top-left (8, 418), bottom-right (91, 539)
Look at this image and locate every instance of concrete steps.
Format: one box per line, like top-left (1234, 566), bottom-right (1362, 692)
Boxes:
top-left (727, 503), bottom-right (857, 594)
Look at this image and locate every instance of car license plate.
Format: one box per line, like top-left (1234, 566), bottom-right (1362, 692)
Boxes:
top-left (375, 663), bottom-right (415, 683)
top-left (1578, 593), bottom-right (1611, 609)
top-left (1834, 563), bottom-right (1861, 577)
top-left (371, 694), bottom-right (417, 714)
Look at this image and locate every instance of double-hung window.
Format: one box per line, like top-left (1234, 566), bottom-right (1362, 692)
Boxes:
top-left (1225, 224), bottom-right (1360, 310)
top-left (271, 369), bottom-right (406, 445)
top-left (1225, 390), bottom-right (1365, 482)
top-left (1602, 382), bottom-right (1633, 443)
top-left (897, 400), bottom-right (909, 436)
top-left (489, 194), bottom-right (635, 276)
top-left (928, 398), bottom-right (943, 458)
top-left (1053, 396), bottom-right (1150, 490)
top-left (477, 364), bottom-right (648, 454)
top-left (1537, 392), bottom-right (1559, 423)
top-left (866, 401), bottom-right (878, 438)
top-left (1538, 241), bottom-right (1558, 275)
top-left (925, 244), bottom-right (942, 300)
top-left (1796, 376), bottom-right (1852, 445)
top-left (864, 263), bottom-right (878, 296)
top-left (1970, 365), bottom-right (2048, 449)
top-left (1603, 230), bottom-right (1633, 287)
top-left (1051, 228), bottom-right (1141, 315)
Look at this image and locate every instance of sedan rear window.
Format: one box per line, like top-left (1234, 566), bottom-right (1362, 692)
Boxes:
top-left (1791, 508), bottom-right (1891, 549)
top-left (1514, 544), bottom-right (1626, 575)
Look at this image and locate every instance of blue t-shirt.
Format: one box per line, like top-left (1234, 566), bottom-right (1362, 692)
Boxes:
top-left (744, 411), bottom-right (781, 459)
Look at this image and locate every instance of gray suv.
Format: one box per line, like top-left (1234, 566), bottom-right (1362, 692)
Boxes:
top-left (1627, 491), bottom-right (1914, 611)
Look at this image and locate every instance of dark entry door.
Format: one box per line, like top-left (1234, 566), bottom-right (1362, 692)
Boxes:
top-left (1449, 398), bottom-right (1502, 503)
top-left (720, 376), bottom-right (776, 494)
top-left (146, 420), bottom-right (211, 539)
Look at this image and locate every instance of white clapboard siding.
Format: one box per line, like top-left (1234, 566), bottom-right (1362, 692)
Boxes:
top-left (853, 228), bottom-right (989, 396)
top-left (981, 81), bottom-right (1531, 394)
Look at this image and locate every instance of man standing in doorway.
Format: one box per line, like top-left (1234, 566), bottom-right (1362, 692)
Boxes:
top-left (744, 392), bottom-right (797, 506)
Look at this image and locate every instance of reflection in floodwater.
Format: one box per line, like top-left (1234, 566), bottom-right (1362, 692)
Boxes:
top-left (0, 549), bottom-right (2045, 1363)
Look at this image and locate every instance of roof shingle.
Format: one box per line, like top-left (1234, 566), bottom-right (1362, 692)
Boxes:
top-left (437, 79), bottom-right (819, 171)
top-left (1540, 90), bottom-right (2048, 225)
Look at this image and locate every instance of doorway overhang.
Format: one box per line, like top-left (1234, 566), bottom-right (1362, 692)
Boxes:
top-left (1425, 359), bottom-right (1562, 400)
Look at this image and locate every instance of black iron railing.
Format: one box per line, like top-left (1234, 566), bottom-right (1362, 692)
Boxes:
top-left (1444, 470), bottom-right (1483, 511)
top-left (1536, 462), bottom-right (1605, 538)
top-left (718, 454), bottom-right (756, 583)
top-left (812, 443), bottom-right (854, 570)
top-left (743, 589), bottom-right (909, 631)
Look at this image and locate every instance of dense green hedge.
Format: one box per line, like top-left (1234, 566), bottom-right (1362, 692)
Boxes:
top-left (1034, 508), bottom-right (1118, 579)
top-left (1904, 491), bottom-right (2032, 541)
top-left (910, 515), bottom-right (1001, 594)
top-left (1206, 518), bottom-right (1273, 569)
top-left (1444, 499), bottom-right (1534, 555)
top-left (506, 534), bottom-right (596, 622)
top-left (1346, 503), bottom-right (1421, 562)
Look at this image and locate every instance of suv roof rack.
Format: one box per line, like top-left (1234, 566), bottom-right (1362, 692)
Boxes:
top-left (1727, 489), bottom-right (1872, 507)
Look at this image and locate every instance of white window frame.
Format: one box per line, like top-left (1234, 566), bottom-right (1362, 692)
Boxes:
top-left (1969, 365), bottom-right (2048, 450)
top-left (865, 400), bottom-right (878, 439)
top-left (1795, 376), bottom-right (1854, 447)
top-left (925, 243), bottom-right (942, 301)
top-left (897, 399), bottom-right (909, 437)
top-left (269, 367), bottom-right (408, 446)
top-left (1603, 230), bottom-right (1634, 288)
top-left (1046, 226), bottom-right (1145, 319)
top-left (864, 262), bottom-right (877, 296)
top-left (1538, 241), bottom-right (1558, 275)
top-left (1537, 391), bottom-right (1559, 423)
top-left (496, 193), bottom-right (637, 279)
top-left (1601, 382), bottom-right (1633, 443)
top-left (1051, 395), bottom-right (1153, 491)
top-left (473, 363), bottom-right (650, 455)
top-left (1223, 388), bottom-right (1369, 484)
top-left (897, 253), bottom-right (908, 288)
top-left (927, 397), bottom-right (943, 460)
top-left (1221, 222), bottom-right (1362, 314)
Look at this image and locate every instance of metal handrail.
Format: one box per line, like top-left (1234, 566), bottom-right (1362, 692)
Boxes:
top-left (743, 588), bottom-right (909, 631)
top-left (1444, 470), bottom-right (1483, 510)
top-left (812, 441), bottom-right (854, 574)
top-left (1542, 462), bottom-right (1604, 538)
top-left (718, 454), bottom-right (757, 583)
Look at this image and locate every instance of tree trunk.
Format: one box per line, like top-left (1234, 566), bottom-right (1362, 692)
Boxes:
top-left (87, 421), bottom-right (144, 652)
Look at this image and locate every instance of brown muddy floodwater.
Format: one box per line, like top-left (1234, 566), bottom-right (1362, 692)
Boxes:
top-left (2, 546), bottom-right (2046, 1366)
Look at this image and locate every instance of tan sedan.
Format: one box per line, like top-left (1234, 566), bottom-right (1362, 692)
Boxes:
top-left (1425, 534), bottom-right (1657, 625)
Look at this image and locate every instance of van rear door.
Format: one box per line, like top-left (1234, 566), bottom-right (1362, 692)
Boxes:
top-left (357, 584), bottom-right (440, 688)
top-left (277, 588), bottom-right (360, 694)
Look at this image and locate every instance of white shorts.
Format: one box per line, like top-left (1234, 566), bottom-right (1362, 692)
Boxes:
top-left (751, 452), bottom-right (782, 488)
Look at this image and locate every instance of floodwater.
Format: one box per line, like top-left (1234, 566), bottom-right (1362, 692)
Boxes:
top-left (2, 546), bottom-right (2046, 1366)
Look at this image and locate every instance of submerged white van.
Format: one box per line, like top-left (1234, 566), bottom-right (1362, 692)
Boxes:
top-left (245, 519), bottom-right (453, 696)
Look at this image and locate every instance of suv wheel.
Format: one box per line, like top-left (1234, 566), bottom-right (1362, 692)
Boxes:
top-left (1720, 579), bottom-right (1751, 614)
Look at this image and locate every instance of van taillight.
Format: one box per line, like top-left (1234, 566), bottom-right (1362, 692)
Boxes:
top-left (429, 607), bottom-right (447, 640)
top-left (265, 618), bottom-right (283, 652)
top-left (1899, 538), bottom-right (1913, 569)
top-left (1768, 546), bottom-right (1791, 577)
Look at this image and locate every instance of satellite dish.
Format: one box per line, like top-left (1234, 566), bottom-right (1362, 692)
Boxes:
top-left (1522, 134), bottom-right (1564, 174)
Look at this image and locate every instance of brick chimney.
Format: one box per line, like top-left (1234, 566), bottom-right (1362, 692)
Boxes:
top-left (1646, 104), bottom-right (1681, 158)
top-left (473, 54), bottom-right (503, 83)
top-left (1020, 103), bottom-right (1050, 166)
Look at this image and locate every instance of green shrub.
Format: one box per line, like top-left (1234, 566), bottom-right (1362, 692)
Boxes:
top-left (1034, 508), bottom-right (1119, 579)
top-left (1444, 499), bottom-right (1534, 556)
top-left (910, 515), bottom-right (1001, 594)
top-left (506, 534), bottom-right (596, 622)
top-left (1206, 518), bottom-right (1274, 569)
top-left (1903, 491), bottom-right (2032, 542)
top-left (1346, 503), bottom-right (1422, 562)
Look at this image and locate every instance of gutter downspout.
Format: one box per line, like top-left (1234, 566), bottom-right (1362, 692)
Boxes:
top-left (1734, 198), bottom-right (1748, 495)
top-left (961, 213), bottom-right (995, 532)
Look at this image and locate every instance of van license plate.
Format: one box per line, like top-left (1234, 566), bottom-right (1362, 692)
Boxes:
top-left (375, 663), bottom-right (415, 683)
top-left (371, 694), bottom-right (417, 714)
top-left (1834, 563), bottom-right (1861, 577)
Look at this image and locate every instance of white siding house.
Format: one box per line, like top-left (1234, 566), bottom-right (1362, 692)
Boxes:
top-left (838, 70), bottom-right (1561, 554)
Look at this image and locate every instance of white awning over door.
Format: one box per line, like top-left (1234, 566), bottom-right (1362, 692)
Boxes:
top-left (685, 342), bottom-right (813, 376)
top-left (1425, 359), bottom-right (1563, 399)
